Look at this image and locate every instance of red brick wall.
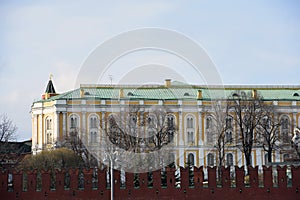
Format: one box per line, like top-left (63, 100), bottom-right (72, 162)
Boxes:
top-left (0, 166), bottom-right (299, 200)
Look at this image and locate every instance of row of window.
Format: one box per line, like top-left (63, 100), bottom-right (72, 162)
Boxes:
top-left (187, 152), bottom-right (287, 167)
top-left (46, 114), bottom-right (291, 131)
top-left (44, 114), bottom-right (293, 144)
top-left (187, 153), bottom-right (234, 167)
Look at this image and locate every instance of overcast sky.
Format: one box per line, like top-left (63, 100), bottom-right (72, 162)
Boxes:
top-left (0, 0), bottom-right (299, 141)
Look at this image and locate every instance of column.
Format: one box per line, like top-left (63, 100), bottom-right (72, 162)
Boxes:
top-left (198, 111), bottom-right (202, 145)
top-left (293, 112), bottom-right (297, 129)
top-left (54, 111), bottom-right (60, 143)
top-left (178, 110), bottom-right (183, 146)
top-left (101, 111), bottom-right (106, 145)
top-left (82, 111), bottom-right (86, 143)
top-left (62, 112), bottom-right (66, 138)
top-left (38, 114), bottom-right (43, 149)
top-left (32, 114), bottom-right (38, 153)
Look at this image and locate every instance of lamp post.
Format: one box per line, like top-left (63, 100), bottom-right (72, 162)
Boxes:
top-left (105, 151), bottom-right (118, 200)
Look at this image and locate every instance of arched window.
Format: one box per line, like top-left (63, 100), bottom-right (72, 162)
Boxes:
top-left (45, 117), bottom-right (53, 144)
top-left (89, 115), bottom-right (98, 129)
top-left (206, 116), bottom-right (214, 143)
top-left (188, 153), bottom-right (195, 166)
top-left (281, 115), bottom-right (290, 143)
top-left (187, 116), bottom-right (194, 128)
top-left (225, 130), bottom-right (233, 143)
top-left (206, 116), bottom-right (212, 129)
top-left (186, 115), bottom-right (195, 144)
top-left (89, 114), bottom-right (99, 144)
top-left (147, 114), bottom-right (157, 129)
top-left (146, 114), bottom-right (156, 144)
top-left (70, 114), bottom-right (79, 129)
top-left (167, 115), bottom-right (175, 143)
top-left (167, 115), bottom-right (175, 127)
top-left (207, 153), bottom-right (214, 167)
top-left (226, 153), bottom-right (233, 166)
top-left (226, 116), bottom-right (233, 129)
top-left (46, 117), bottom-right (52, 130)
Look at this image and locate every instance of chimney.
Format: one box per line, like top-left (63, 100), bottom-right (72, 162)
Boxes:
top-left (252, 89), bottom-right (257, 98)
top-left (197, 89), bottom-right (203, 99)
top-left (165, 79), bottom-right (171, 87)
top-left (119, 89), bottom-right (124, 98)
top-left (80, 89), bottom-right (84, 98)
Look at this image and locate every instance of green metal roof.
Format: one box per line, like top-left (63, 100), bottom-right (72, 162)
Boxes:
top-left (36, 83), bottom-right (300, 102)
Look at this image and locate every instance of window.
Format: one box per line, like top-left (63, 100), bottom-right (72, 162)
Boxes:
top-left (167, 115), bottom-right (175, 127)
top-left (206, 116), bottom-right (213, 143)
top-left (188, 131), bottom-right (194, 143)
top-left (46, 118), bottom-right (52, 130)
top-left (283, 154), bottom-right (289, 162)
top-left (262, 116), bottom-right (271, 130)
top-left (186, 115), bottom-right (195, 144)
top-left (46, 132), bottom-right (53, 144)
top-left (226, 153), bottom-right (233, 166)
top-left (187, 116), bottom-right (194, 128)
top-left (89, 116), bottom-right (98, 129)
top-left (226, 116), bottom-right (233, 129)
top-left (225, 131), bottom-right (233, 143)
top-left (147, 114), bottom-right (156, 128)
top-left (130, 114), bottom-right (137, 124)
top-left (188, 153), bottom-right (194, 166)
top-left (167, 115), bottom-right (175, 143)
top-left (90, 131), bottom-right (97, 144)
top-left (70, 115), bottom-right (79, 129)
top-left (89, 115), bottom-right (99, 144)
top-left (45, 117), bottom-right (53, 144)
top-left (207, 132), bottom-right (213, 144)
top-left (206, 117), bottom-right (212, 129)
top-left (281, 115), bottom-right (290, 143)
top-left (207, 153), bottom-right (214, 167)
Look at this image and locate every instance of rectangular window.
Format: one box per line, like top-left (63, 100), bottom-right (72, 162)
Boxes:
top-left (188, 132), bottom-right (194, 143)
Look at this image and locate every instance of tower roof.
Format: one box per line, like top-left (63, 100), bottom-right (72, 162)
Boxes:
top-left (45, 78), bottom-right (56, 94)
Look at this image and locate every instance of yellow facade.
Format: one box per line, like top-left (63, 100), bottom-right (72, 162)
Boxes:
top-left (31, 80), bottom-right (300, 167)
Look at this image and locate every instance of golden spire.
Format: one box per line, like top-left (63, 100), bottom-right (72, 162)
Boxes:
top-left (49, 74), bottom-right (53, 80)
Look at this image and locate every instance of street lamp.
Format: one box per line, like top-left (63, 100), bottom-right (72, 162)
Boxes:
top-left (104, 150), bottom-right (118, 200)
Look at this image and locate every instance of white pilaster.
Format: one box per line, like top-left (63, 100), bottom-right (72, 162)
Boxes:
top-left (101, 111), bottom-right (106, 144)
top-left (198, 110), bottom-right (202, 145)
top-left (38, 114), bottom-right (43, 149)
top-left (82, 111), bottom-right (86, 143)
top-left (32, 114), bottom-right (38, 153)
top-left (179, 110), bottom-right (183, 146)
top-left (54, 111), bottom-right (60, 142)
top-left (62, 112), bottom-right (66, 138)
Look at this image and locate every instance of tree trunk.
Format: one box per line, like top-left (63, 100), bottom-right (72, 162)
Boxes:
top-left (268, 151), bottom-right (272, 163)
top-left (245, 155), bottom-right (251, 167)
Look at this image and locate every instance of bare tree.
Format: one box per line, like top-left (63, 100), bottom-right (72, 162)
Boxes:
top-left (101, 105), bottom-right (178, 172)
top-left (103, 105), bottom-right (177, 153)
top-left (59, 128), bottom-right (98, 168)
top-left (291, 127), bottom-right (300, 159)
top-left (208, 101), bottom-right (232, 183)
top-left (228, 91), bottom-right (264, 167)
top-left (0, 114), bottom-right (17, 142)
top-left (256, 104), bottom-right (281, 163)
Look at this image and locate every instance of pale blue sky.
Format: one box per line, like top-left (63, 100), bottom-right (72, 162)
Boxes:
top-left (0, 0), bottom-right (299, 140)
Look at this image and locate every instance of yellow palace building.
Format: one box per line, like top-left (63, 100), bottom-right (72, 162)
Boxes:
top-left (31, 78), bottom-right (300, 167)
